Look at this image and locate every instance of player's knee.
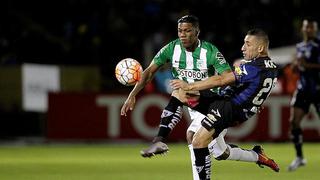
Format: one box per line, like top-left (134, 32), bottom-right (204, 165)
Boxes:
top-left (192, 134), bottom-right (210, 148)
top-left (192, 138), bottom-right (202, 148)
top-left (186, 131), bottom-right (194, 145)
top-left (289, 107), bottom-right (305, 129)
top-left (290, 118), bottom-right (301, 129)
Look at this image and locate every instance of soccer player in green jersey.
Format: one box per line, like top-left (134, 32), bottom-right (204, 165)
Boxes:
top-left (121, 15), bottom-right (269, 180)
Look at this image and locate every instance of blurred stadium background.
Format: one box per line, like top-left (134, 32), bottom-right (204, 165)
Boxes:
top-left (0, 0), bottom-right (320, 179)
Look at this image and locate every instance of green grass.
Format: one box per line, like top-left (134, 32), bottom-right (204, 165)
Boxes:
top-left (0, 143), bottom-right (319, 180)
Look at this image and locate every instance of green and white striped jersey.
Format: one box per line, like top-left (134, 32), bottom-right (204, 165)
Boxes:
top-left (153, 39), bottom-right (231, 83)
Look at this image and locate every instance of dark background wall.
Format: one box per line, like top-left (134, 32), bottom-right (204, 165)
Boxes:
top-left (1, 0), bottom-right (319, 90)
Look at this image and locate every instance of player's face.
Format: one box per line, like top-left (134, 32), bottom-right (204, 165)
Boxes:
top-left (178, 23), bottom-right (199, 49)
top-left (302, 20), bottom-right (318, 40)
top-left (241, 35), bottom-right (261, 60)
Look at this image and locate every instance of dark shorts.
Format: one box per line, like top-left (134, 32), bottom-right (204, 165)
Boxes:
top-left (191, 95), bottom-right (244, 137)
top-left (291, 89), bottom-right (320, 114)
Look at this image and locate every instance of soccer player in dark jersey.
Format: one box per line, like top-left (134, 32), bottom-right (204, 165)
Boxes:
top-left (171, 29), bottom-right (280, 179)
top-left (287, 18), bottom-right (320, 171)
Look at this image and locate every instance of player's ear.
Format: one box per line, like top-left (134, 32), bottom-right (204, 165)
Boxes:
top-left (195, 28), bottom-right (200, 36)
top-left (258, 45), bottom-right (264, 53)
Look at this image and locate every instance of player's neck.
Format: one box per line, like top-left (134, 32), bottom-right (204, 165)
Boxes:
top-left (304, 36), bottom-right (316, 42)
top-left (255, 52), bottom-right (269, 59)
top-left (186, 39), bottom-right (199, 52)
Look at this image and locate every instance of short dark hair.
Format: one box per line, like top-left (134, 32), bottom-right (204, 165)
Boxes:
top-left (303, 16), bottom-right (317, 23)
top-left (247, 28), bottom-right (269, 46)
top-left (302, 17), bottom-right (318, 29)
top-left (177, 15), bottom-right (199, 29)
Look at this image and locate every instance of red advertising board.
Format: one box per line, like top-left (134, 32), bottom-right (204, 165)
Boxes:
top-left (47, 93), bottom-right (320, 142)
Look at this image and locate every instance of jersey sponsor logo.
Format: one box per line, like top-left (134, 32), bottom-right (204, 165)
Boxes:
top-left (211, 109), bottom-right (221, 117)
top-left (216, 52), bottom-right (227, 65)
top-left (234, 65), bottom-right (248, 76)
top-left (207, 114), bottom-right (217, 122)
top-left (196, 166), bottom-right (204, 173)
top-left (160, 109), bottom-right (173, 118)
top-left (202, 118), bottom-right (213, 128)
top-left (176, 69), bottom-right (208, 80)
top-left (167, 117), bottom-right (180, 130)
top-left (235, 66), bottom-right (242, 75)
top-left (196, 59), bottom-right (206, 69)
top-left (167, 107), bottom-right (182, 130)
top-left (204, 155), bottom-right (211, 179)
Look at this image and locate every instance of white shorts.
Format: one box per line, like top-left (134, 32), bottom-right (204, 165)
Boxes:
top-left (186, 107), bottom-right (206, 133)
top-left (186, 108), bottom-right (228, 158)
top-left (208, 129), bottom-right (228, 158)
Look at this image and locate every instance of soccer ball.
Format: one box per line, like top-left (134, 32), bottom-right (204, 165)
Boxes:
top-left (115, 58), bottom-right (143, 86)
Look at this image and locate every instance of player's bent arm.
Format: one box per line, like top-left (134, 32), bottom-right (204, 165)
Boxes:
top-left (121, 62), bottom-right (161, 116)
top-left (128, 61), bottom-right (161, 98)
top-left (187, 72), bottom-right (235, 91)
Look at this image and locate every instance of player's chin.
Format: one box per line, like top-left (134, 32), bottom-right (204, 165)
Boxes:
top-left (181, 41), bottom-right (190, 48)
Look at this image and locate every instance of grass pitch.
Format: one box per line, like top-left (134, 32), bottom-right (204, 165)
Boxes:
top-left (0, 143), bottom-right (319, 180)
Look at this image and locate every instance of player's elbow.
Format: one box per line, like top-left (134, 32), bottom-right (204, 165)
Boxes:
top-left (218, 73), bottom-right (235, 87)
top-left (142, 69), bottom-right (154, 83)
top-left (220, 78), bottom-right (230, 87)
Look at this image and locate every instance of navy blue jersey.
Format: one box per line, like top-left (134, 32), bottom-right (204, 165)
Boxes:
top-left (296, 39), bottom-right (320, 94)
top-left (231, 57), bottom-right (278, 116)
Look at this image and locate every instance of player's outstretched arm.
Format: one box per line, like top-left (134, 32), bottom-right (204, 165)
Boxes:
top-left (170, 71), bottom-right (235, 91)
top-left (121, 62), bottom-right (160, 116)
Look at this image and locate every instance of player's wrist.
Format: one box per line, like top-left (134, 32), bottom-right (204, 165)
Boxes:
top-left (187, 83), bottom-right (194, 91)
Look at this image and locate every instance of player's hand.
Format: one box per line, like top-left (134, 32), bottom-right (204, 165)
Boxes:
top-left (121, 96), bottom-right (136, 116)
top-left (170, 79), bottom-right (189, 90)
top-left (233, 59), bottom-right (245, 67)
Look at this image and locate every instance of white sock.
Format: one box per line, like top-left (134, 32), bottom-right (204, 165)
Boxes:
top-left (188, 144), bottom-right (200, 180)
top-left (208, 129), bottom-right (228, 158)
top-left (226, 145), bottom-right (258, 162)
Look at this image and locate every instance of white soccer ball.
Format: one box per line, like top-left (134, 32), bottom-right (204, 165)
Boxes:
top-left (115, 58), bottom-right (143, 86)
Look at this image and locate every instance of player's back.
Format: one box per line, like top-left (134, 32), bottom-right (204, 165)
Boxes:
top-left (231, 57), bottom-right (278, 119)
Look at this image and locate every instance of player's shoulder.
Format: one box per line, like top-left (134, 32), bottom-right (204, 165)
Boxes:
top-left (159, 39), bottom-right (180, 52)
top-left (250, 57), bottom-right (278, 71)
top-left (296, 38), bottom-right (320, 48)
top-left (296, 41), bottom-right (305, 48)
top-left (201, 40), bottom-right (219, 50)
top-left (311, 38), bottom-right (320, 47)
top-left (168, 39), bottom-right (187, 49)
top-left (169, 39), bottom-right (182, 46)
